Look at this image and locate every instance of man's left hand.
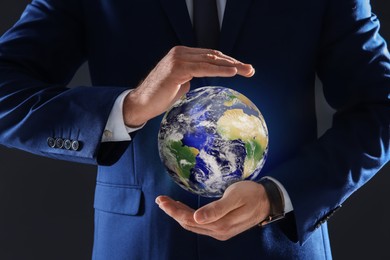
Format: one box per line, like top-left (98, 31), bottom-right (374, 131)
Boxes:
top-left (156, 181), bottom-right (271, 241)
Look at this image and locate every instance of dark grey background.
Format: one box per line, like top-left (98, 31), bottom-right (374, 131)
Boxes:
top-left (0, 1), bottom-right (389, 259)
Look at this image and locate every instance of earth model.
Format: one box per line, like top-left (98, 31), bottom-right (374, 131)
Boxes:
top-left (158, 86), bottom-right (269, 197)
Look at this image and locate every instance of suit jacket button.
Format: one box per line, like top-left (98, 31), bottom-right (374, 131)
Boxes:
top-left (71, 140), bottom-right (80, 151)
top-left (64, 139), bottom-right (72, 150)
top-left (55, 138), bottom-right (64, 149)
top-left (47, 137), bottom-right (55, 148)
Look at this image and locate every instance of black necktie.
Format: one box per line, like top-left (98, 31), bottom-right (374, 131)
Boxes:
top-left (193, 0), bottom-right (220, 49)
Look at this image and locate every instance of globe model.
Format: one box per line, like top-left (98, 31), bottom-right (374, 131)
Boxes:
top-left (158, 86), bottom-right (269, 197)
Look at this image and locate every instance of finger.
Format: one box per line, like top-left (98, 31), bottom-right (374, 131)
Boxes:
top-left (155, 196), bottom-right (214, 235)
top-left (207, 51), bottom-right (255, 77)
top-left (174, 46), bottom-right (223, 56)
top-left (178, 221), bottom-right (223, 238)
top-left (156, 197), bottom-right (215, 230)
top-left (187, 207), bottom-right (253, 241)
top-left (162, 60), bottom-right (238, 86)
top-left (157, 199), bottom-right (233, 240)
top-left (214, 205), bottom-right (262, 231)
top-left (193, 196), bottom-right (242, 224)
top-left (178, 47), bottom-right (239, 65)
top-left (163, 81), bottom-right (191, 109)
top-left (175, 82), bottom-right (190, 100)
top-left (185, 53), bottom-right (238, 66)
top-left (156, 196), bottom-right (196, 218)
top-left (156, 196), bottom-right (253, 241)
top-left (187, 62), bottom-right (239, 78)
top-left (186, 51), bottom-right (255, 77)
top-left (171, 46), bottom-right (255, 77)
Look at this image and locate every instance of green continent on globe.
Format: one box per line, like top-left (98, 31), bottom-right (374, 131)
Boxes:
top-left (216, 109), bottom-right (267, 178)
top-left (167, 140), bottom-right (199, 180)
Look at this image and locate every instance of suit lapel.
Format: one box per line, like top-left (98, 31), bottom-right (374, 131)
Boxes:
top-left (159, 0), bottom-right (195, 46)
top-left (219, 0), bottom-right (254, 54)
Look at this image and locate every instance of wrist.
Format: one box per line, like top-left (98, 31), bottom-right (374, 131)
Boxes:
top-left (258, 178), bottom-right (285, 226)
top-left (123, 90), bottom-right (148, 127)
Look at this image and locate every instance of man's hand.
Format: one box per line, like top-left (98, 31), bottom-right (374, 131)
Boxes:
top-left (155, 181), bottom-right (271, 241)
top-left (123, 46), bottom-right (255, 127)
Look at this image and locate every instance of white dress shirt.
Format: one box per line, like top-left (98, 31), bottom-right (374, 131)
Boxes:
top-left (102, 0), bottom-right (293, 214)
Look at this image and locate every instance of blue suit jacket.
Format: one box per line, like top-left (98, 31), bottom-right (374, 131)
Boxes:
top-left (1, 0), bottom-right (389, 259)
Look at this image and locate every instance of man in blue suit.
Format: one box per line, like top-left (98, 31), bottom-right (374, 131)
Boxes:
top-left (0, 0), bottom-right (389, 259)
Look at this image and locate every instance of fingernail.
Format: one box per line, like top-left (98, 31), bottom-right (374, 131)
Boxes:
top-left (155, 197), bottom-right (161, 205)
top-left (245, 67), bottom-right (255, 77)
top-left (195, 211), bottom-right (207, 223)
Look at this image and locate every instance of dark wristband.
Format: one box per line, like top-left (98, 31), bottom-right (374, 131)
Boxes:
top-left (258, 178), bottom-right (285, 226)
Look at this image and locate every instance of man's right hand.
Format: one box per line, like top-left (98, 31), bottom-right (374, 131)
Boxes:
top-left (123, 46), bottom-right (255, 127)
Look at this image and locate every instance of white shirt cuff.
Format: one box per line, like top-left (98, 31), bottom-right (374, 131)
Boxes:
top-left (102, 89), bottom-right (145, 142)
top-left (262, 176), bottom-right (294, 213)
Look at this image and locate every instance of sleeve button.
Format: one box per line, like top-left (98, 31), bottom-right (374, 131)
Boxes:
top-left (47, 137), bottom-right (56, 148)
top-left (71, 140), bottom-right (80, 151)
top-left (55, 138), bottom-right (64, 149)
top-left (64, 139), bottom-right (72, 150)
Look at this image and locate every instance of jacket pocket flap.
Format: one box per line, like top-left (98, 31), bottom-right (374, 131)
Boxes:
top-left (94, 183), bottom-right (142, 216)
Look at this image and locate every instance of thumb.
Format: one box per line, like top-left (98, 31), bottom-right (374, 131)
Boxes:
top-left (174, 82), bottom-right (190, 102)
top-left (193, 196), bottom-right (239, 224)
top-left (166, 82), bottom-right (190, 111)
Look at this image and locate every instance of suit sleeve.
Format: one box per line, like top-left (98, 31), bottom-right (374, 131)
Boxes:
top-left (269, 0), bottom-right (390, 244)
top-left (0, 0), bottom-right (129, 165)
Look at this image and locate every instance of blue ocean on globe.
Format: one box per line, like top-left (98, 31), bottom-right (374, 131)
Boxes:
top-left (158, 86), bottom-right (269, 197)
